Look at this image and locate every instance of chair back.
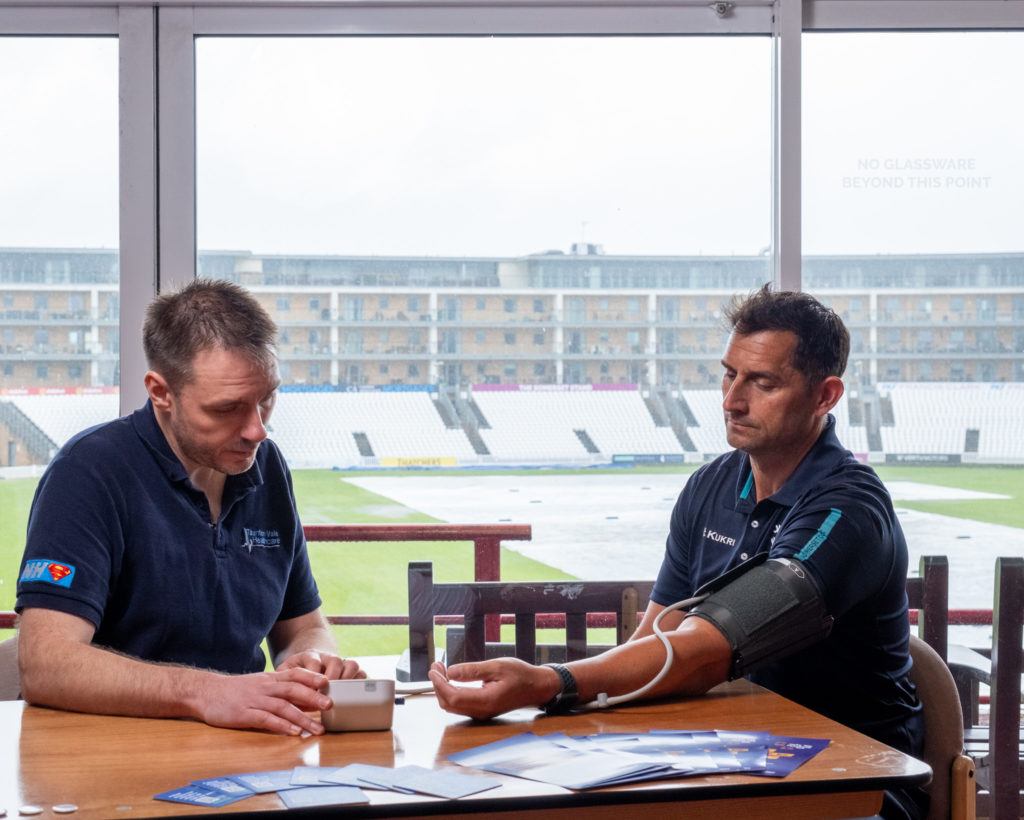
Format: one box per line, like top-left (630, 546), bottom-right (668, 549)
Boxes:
top-left (907, 633), bottom-right (976, 820)
top-left (0, 633), bottom-right (20, 700)
top-left (905, 555), bottom-right (949, 661)
top-left (985, 556), bottom-right (1024, 820)
top-left (407, 561), bottom-right (653, 680)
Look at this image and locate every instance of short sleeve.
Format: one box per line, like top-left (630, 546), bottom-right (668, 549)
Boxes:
top-left (16, 439), bottom-right (126, 627)
top-left (768, 479), bottom-right (902, 618)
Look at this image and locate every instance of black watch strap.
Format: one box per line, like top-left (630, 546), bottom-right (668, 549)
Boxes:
top-left (541, 663), bottom-right (579, 715)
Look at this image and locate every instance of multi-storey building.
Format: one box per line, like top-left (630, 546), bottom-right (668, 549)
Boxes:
top-left (1, 246), bottom-right (1023, 392)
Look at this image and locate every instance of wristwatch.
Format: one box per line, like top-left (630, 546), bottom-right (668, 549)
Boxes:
top-left (541, 663), bottom-right (580, 715)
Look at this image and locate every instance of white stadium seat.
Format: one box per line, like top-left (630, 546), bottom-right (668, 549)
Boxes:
top-left (7, 383), bottom-right (1023, 469)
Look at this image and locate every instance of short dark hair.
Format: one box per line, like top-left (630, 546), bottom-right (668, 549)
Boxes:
top-left (143, 278), bottom-right (277, 390)
top-left (723, 285), bottom-right (849, 384)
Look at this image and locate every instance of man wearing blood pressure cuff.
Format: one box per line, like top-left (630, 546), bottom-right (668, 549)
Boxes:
top-left (430, 285), bottom-right (926, 820)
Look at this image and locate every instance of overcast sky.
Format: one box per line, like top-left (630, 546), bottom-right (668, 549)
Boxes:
top-left (1, 31), bottom-right (1021, 258)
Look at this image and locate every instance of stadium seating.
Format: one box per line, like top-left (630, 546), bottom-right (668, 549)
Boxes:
top-left (679, 389), bottom-right (729, 456)
top-left (472, 389), bottom-right (683, 463)
top-left (271, 390), bottom-right (478, 468)
top-left (880, 383), bottom-right (1024, 460)
top-left (5, 393), bottom-right (119, 450)
top-left (6, 382), bottom-right (1024, 470)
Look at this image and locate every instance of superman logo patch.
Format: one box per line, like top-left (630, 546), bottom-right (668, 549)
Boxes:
top-left (20, 559), bottom-right (76, 588)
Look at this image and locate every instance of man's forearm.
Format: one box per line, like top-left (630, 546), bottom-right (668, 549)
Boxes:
top-left (20, 635), bottom-right (217, 721)
top-left (18, 607), bottom-right (337, 735)
top-left (569, 616), bottom-right (732, 706)
top-left (430, 614), bottom-right (734, 721)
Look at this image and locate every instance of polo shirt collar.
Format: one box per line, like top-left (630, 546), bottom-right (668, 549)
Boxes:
top-left (733, 414), bottom-right (844, 509)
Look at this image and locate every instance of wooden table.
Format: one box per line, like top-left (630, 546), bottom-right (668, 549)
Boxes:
top-left (0, 679), bottom-right (929, 819)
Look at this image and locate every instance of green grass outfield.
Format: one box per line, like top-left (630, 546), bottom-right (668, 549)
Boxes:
top-left (2, 464), bottom-right (1022, 655)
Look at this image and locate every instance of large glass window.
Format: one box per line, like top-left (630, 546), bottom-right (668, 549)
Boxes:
top-left (804, 32), bottom-right (1023, 259)
top-left (0, 37), bottom-right (119, 464)
top-left (804, 31), bottom-right (1024, 385)
top-left (0, 34), bottom-right (120, 631)
top-left (196, 35), bottom-right (771, 389)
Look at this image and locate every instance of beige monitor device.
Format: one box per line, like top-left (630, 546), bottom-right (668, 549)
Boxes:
top-left (321, 679), bottom-right (396, 732)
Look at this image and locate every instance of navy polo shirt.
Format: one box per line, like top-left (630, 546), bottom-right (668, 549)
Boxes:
top-left (16, 401), bottom-right (322, 674)
top-left (653, 416), bottom-right (923, 756)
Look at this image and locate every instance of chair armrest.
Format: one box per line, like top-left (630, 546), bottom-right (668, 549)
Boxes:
top-left (951, 754), bottom-right (977, 820)
top-left (947, 643), bottom-right (991, 686)
top-left (946, 642), bottom-right (991, 730)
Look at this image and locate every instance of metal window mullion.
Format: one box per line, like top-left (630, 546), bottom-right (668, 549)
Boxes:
top-left (156, 6), bottom-right (197, 296)
top-left (119, 5), bottom-right (158, 413)
top-left (771, 0), bottom-right (801, 292)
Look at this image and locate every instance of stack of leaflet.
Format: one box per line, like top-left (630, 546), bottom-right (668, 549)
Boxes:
top-left (448, 729), bottom-right (830, 790)
top-left (152, 732), bottom-right (830, 809)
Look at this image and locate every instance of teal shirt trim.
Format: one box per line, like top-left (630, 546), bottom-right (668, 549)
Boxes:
top-left (796, 508), bottom-right (842, 560)
top-left (739, 471), bottom-right (754, 500)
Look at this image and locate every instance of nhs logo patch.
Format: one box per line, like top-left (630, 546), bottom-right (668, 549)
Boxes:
top-left (20, 559), bottom-right (76, 588)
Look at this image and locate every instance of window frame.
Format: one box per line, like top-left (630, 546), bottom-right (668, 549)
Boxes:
top-left (1, 5), bottom-right (155, 413)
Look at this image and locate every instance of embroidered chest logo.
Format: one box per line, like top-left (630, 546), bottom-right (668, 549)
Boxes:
top-left (702, 527), bottom-right (737, 547)
top-left (241, 528), bottom-right (282, 554)
top-left (20, 559), bottom-right (76, 588)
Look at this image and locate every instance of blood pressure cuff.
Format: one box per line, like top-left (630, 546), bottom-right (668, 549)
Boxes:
top-left (688, 557), bottom-right (834, 680)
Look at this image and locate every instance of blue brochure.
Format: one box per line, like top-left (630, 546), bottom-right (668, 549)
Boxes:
top-left (155, 785), bottom-right (252, 807)
top-left (449, 728), bottom-right (830, 789)
top-left (758, 735), bottom-right (832, 777)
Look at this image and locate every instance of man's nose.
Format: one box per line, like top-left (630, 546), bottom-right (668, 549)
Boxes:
top-left (243, 406), bottom-right (269, 442)
top-left (722, 382), bottom-right (746, 412)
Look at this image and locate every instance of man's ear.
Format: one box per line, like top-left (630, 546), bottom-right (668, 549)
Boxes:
top-left (815, 375), bottom-right (845, 417)
top-left (145, 370), bottom-right (173, 411)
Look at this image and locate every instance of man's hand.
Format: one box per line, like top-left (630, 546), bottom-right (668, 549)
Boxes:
top-left (193, 666), bottom-right (337, 736)
top-left (267, 609), bottom-right (365, 686)
top-left (276, 649), bottom-right (366, 681)
top-left (428, 658), bottom-right (560, 720)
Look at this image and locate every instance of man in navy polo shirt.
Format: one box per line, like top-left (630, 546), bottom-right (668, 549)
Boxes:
top-left (16, 279), bottom-right (363, 736)
top-left (430, 286), bottom-right (926, 819)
